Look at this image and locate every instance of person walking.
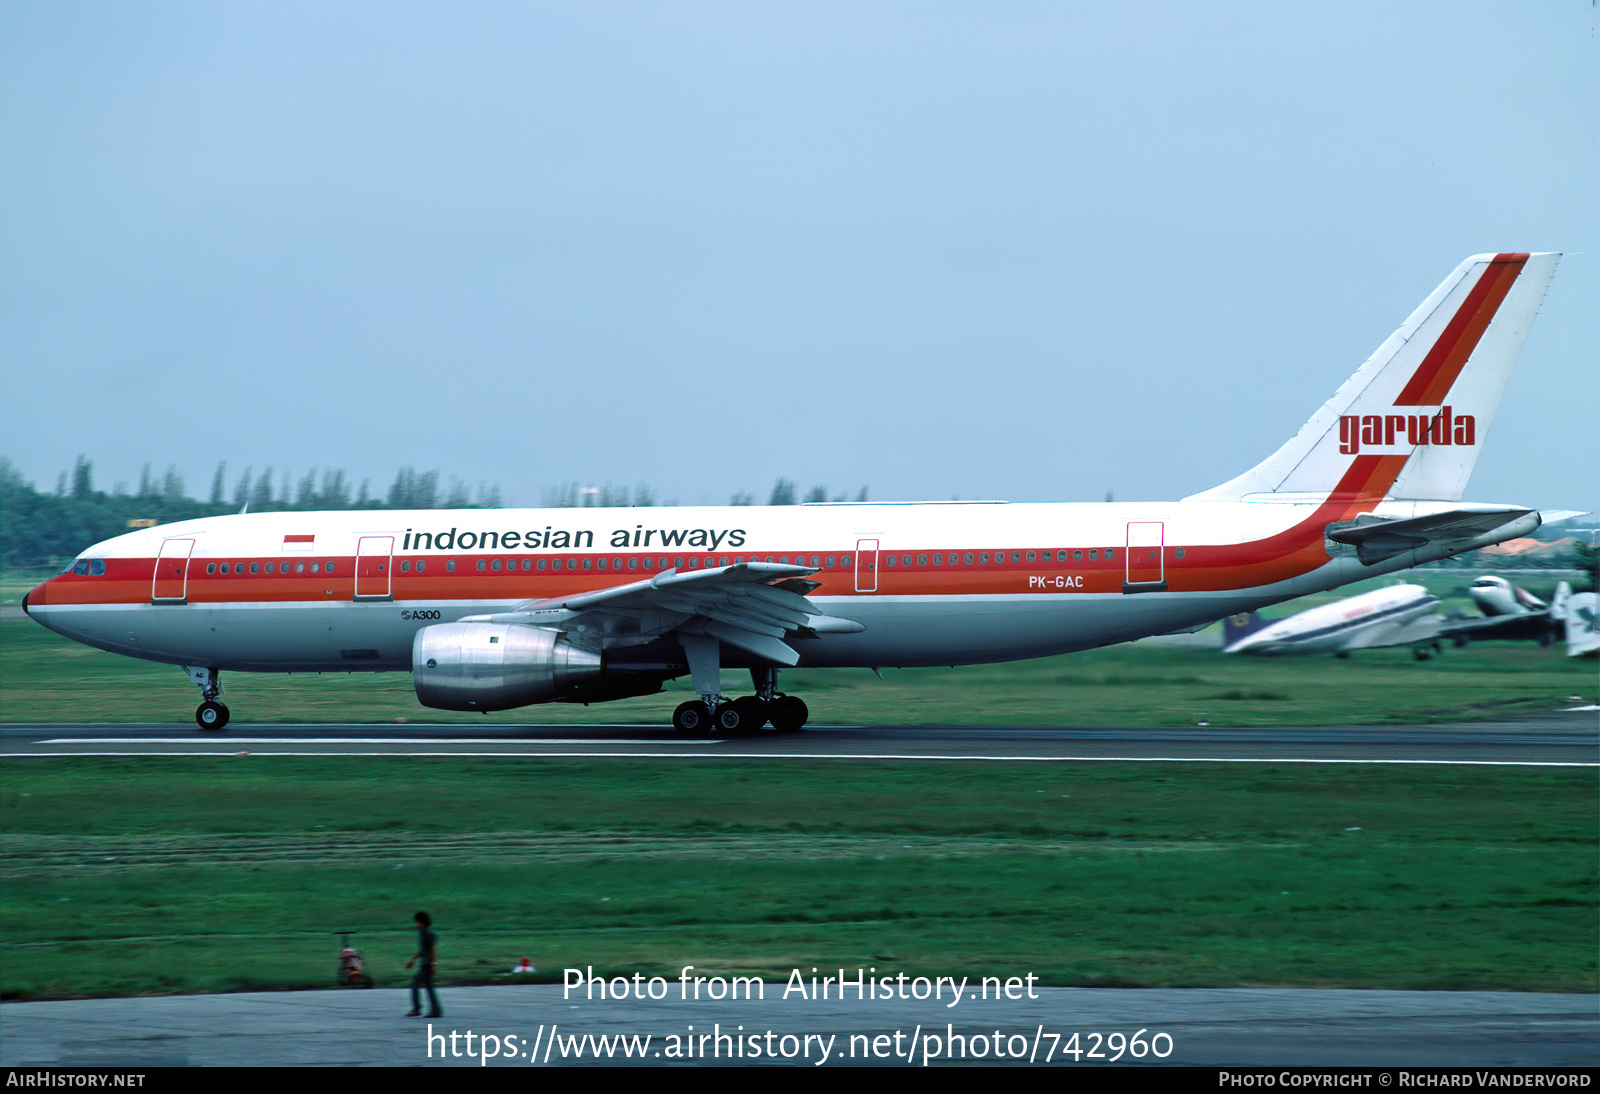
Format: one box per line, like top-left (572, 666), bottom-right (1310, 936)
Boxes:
top-left (405, 911), bottom-right (442, 1017)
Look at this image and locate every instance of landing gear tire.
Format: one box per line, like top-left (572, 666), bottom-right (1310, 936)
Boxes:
top-left (768, 695), bottom-right (808, 733)
top-left (736, 696), bottom-right (769, 730)
top-left (715, 697), bottom-right (767, 736)
top-left (196, 701), bottom-right (230, 731)
top-left (673, 700), bottom-right (712, 736)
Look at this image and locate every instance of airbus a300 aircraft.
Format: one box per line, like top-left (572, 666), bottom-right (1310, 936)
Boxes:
top-left (24, 253), bottom-right (1562, 734)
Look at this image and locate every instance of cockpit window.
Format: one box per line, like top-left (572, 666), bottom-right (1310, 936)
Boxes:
top-left (90, 559), bottom-right (106, 575)
top-left (71, 559), bottom-right (90, 575)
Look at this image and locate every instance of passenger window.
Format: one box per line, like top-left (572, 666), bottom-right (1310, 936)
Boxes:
top-left (1176, 547), bottom-right (1186, 560)
top-left (1011, 552), bottom-right (1020, 563)
top-left (933, 554), bottom-right (942, 565)
top-left (964, 552), bottom-right (973, 564)
top-left (537, 559), bottom-right (547, 571)
top-left (522, 559), bottom-right (532, 570)
top-left (477, 560), bottom-right (487, 572)
top-left (826, 556), bottom-right (836, 567)
top-left (583, 559), bottom-right (592, 570)
top-left (629, 558), bottom-right (638, 570)
top-left (643, 558), bottom-right (652, 569)
top-left (220, 564), bottom-right (231, 575)
top-left (1026, 551), bottom-right (1035, 562)
top-left (417, 560), bottom-right (426, 573)
top-left (841, 555), bottom-right (850, 566)
top-left (917, 554), bottom-right (926, 566)
top-left (265, 562), bottom-right (276, 574)
top-left (249, 563), bottom-right (259, 574)
top-left (206, 563), bottom-right (217, 574)
top-left (447, 560), bottom-right (456, 572)
top-left (401, 561), bottom-right (411, 572)
top-left (1088, 550), bottom-right (1097, 561)
top-left (979, 553), bottom-right (989, 564)
top-left (310, 563), bottom-right (320, 574)
top-left (1057, 550), bottom-right (1067, 561)
top-left (1074, 550), bottom-right (1083, 561)
top-left (597, 559), bottom-right (607, 570)
top-left (296, 562), bottom-right (306, 573)
top-left (1105, 549), bottom-right (1114, 560)
top-left (885, 555), bottom-right (896, 567)
top-left (719, 557), bottom-right (729, 567)
top-left (492, 560), bottom-right (502, 572)
top-left (688, 558), bottom-right (700, 568)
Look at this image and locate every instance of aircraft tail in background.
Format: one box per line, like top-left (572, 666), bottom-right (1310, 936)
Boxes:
top-left (1221, 611), bottom-right (1271, 649)
top-left (1565, 592), bottom-right (1599, 658)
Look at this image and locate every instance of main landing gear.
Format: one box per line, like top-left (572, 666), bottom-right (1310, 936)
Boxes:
top-left (186, 666), bottom-right (230, 731)
top-left (670, 662), bottom-right (810, 736)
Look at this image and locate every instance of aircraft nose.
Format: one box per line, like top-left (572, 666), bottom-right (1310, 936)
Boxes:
top-left (21, 587), bottom-right (33, 616)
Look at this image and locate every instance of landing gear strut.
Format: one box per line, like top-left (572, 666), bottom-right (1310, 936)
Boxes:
top-left (186, 666), bottom-right (230, 731)
top-left (670, 644), bottom-right (809, 736)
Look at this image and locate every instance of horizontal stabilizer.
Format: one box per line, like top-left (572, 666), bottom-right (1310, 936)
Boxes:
top-left (1326, 507), bottom-right (1538, 565)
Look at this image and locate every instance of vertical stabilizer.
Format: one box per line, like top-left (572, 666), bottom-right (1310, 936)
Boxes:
top-left (1187, 253), bottom-right (1558, 503)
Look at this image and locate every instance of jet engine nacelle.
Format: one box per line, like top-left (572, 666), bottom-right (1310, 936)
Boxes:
top-left (412, 622), bottom-right (605, 711)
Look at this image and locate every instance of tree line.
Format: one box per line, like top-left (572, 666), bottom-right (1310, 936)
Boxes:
top-left (0, 457), bottom-right (867, 570)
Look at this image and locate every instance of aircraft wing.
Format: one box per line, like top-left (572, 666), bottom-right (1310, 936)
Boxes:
top-left (1439, 611), bottom-right (1560, 644)
top-left (458, 562), bottom-right (864, 665)
top-left (1326, 508), bottom-right (1538, 565)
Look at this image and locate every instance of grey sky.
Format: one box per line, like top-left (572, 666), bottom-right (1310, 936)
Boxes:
top-left (3, 3), bottom-right (1595, 513)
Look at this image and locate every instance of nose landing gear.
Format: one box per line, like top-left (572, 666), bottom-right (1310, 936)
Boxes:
top-left (186, 666), bottom-right (230, 731)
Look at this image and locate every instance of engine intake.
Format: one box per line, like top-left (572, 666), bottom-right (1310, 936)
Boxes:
top-left (413, 623), bottom-right (604, 711)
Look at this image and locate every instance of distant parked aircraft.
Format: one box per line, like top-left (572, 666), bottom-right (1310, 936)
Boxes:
top-left (1448, 575), bottom-right (1572, 647)
top-left (1223, 575), bottom-right (1583, 659)
top-left (1222, 584), bottom-right (1445, 658)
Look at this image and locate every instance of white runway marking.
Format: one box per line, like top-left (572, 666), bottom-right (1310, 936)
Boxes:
top-left (11, 749), bottom-right (1594, 766)
top-left (38, 737), bottom-right (725, 746)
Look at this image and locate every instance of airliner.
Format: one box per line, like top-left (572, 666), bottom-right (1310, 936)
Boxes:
top-left (1221, 576), bottom-right (1578, 657)
top-left (24, 252), bottom-right (1562, 734)
top-left (1221, 584), bottom-right (1445, 658)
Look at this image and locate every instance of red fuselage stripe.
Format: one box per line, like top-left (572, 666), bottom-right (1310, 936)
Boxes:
top-left (1392, 253), bottom-right (1527, 407)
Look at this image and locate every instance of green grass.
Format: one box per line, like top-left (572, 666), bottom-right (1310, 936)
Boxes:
top-left (2, 759), bottom-right (1594, 999)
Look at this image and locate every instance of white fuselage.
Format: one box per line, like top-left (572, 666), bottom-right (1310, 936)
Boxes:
top-left (25, 497), bottom-right (1528, 675)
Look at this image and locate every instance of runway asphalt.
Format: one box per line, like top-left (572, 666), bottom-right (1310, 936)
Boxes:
top-left (3, 708), bottom-right (1595, 764)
